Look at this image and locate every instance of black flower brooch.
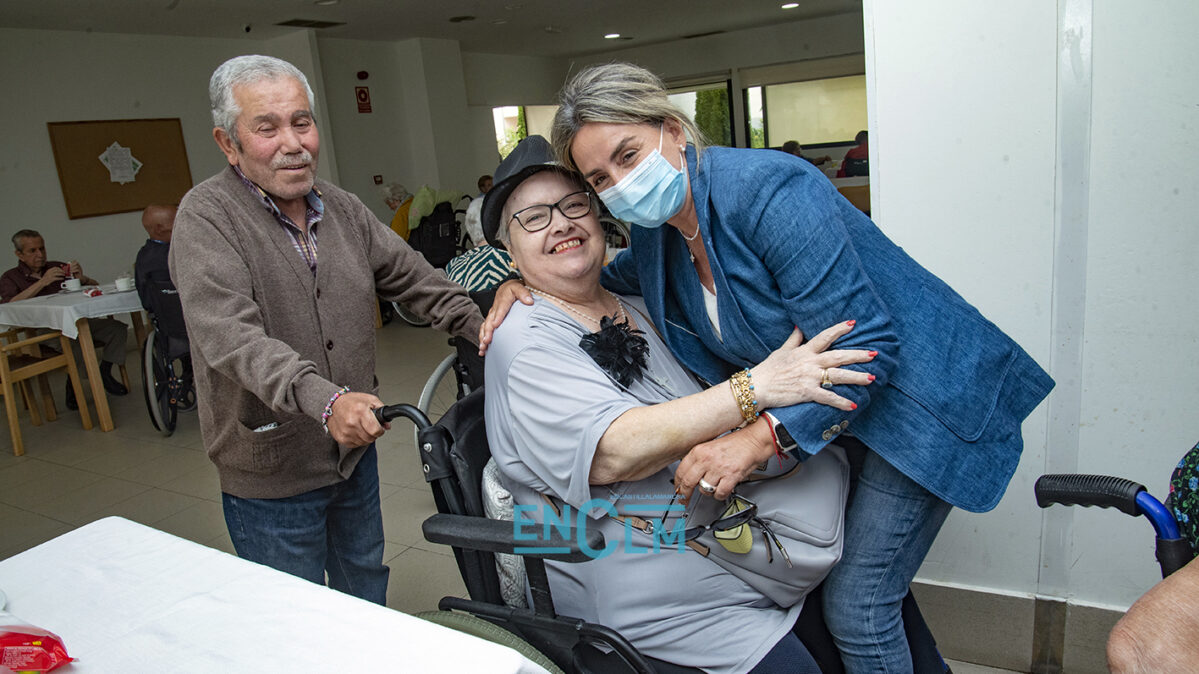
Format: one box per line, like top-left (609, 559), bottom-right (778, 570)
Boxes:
top-left (579, 316), bottom-right (650, 388)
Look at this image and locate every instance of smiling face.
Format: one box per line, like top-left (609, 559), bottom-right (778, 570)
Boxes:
top-left (503, 171), bottom-right (605, 295)
top-left (569, 120), bottom-right (687, 193)
top-left (213, 76), bottom-right (319, 213)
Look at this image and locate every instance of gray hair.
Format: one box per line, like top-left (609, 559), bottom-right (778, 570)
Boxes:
top-left (11, 229), bottom-right (41, 251)
top-left (550, 62), bottom-right (706, 173)
top-left (381, 182), bottom-right (411, 204)
top-left (210, 55), bottom-right (316, 148)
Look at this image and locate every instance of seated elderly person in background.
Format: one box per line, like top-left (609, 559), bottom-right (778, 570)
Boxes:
top-left (481, 137), bottom-right (876, 673)
top-left (0, 229), bottom-right (129, 409)
top-left (134, 204), bottom-right (178, 312)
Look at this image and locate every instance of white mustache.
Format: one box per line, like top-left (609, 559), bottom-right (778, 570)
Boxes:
top-left (272, 152), bottom-right (313, 170)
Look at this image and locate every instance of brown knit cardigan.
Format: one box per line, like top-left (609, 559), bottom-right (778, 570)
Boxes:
top-left (170, 167), bottom-right (482, 498)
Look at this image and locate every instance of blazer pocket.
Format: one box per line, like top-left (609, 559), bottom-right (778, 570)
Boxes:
top-left (888, 284), bottom-right (1017, 442)
top-left (230, 419), bottom-right (303, 474)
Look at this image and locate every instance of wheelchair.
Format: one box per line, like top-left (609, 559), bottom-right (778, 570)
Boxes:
top-left (410, 288), bottom-right (493, 449)
top-left (139, 278), bottom-right (194, 436)
top-left (375, 385), bottom-right (953, 673)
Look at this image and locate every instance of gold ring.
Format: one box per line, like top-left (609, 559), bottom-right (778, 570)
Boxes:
top-left (821, 368), bottom-right (834, 390)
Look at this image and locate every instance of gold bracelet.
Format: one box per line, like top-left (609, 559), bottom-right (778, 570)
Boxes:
top-left (729, 369), bottom-right (758, 424)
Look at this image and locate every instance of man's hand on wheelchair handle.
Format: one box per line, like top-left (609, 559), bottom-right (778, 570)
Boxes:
top-left (478, 279), bottom-right (534, 356)
top-left (327, 392), bottom-right (389, 447)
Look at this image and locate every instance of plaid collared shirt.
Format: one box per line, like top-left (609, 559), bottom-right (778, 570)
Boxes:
top-left (233, 166), bottom-right (324, 274)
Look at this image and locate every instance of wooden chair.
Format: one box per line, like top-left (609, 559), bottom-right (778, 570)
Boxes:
top-left (0, 329), bottom-right (93, 456)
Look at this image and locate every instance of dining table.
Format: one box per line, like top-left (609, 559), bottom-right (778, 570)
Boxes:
top-left (0, 517), bottom-right (550, 673)
top-left (0, 283), bottom-right (146, 431)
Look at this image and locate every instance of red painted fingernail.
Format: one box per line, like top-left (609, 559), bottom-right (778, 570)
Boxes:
top-left (846, 320), bottom-right (856, 326)
top-left (868, 374), bottom-right (876, 382)
top-left (850, 402), bottom-right (858, 410)
top-left (868, 351), bottom-right (878, 357)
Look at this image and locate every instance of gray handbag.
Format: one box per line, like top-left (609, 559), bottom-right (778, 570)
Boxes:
top-left (688, 443), bottom-right (849, 608)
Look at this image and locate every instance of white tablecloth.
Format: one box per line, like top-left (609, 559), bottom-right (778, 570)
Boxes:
top-left (0, 284), bottom-right (141, 339)
top-left (0, 517), bottom-right (548, 673)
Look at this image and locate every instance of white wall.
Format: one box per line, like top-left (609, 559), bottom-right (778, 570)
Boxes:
top-left (1069, 0), bottom-right (1199, 607)
top-left (0, 27), bottom-right (336, 282)
top-left (865, 0), bottom-right (1199, 609)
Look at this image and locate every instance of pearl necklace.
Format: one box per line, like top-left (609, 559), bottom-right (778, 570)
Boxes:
top-left (526, 286), bottom-right (626, 327)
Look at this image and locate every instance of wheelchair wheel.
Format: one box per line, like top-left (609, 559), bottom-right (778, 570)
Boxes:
top-left (392, 301), bottom-right (431, 327)
top-left (415, 611), bottom-right (563, 674)
top-left (414, 353), bottom-right (459, 449)
top-left (141, 329), bottom-right (177, 436)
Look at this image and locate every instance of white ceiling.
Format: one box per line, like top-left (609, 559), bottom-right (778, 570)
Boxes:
top-left (0, 0), bottom-right (861, 58)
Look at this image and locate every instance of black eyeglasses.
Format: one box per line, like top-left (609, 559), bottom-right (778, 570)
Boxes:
top-left (509, 191), bottom-right (594, 232)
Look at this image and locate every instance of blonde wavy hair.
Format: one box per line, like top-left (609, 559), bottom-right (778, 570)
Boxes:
top-left (550, 62), bottom-right (706, 172)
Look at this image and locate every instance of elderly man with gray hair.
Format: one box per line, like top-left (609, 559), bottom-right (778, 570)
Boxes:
top-left (169, 54), bottom-right (482, 604)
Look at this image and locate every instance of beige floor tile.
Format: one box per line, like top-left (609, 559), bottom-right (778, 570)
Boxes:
top-left (380, 485), bottom-right (439, 547)
top-left (154, 500), bottom-right (227, 544)
top-left (205, 528), bottom-right (237, 555)
top-left (0, 464), bottom-right (105, 507)
top-left (119, 448), bottom-right (213, 487)
top-left (0, 458), bottom-right (60, 490)
top-left (94, 487), bottom-right (204, 527)
top-left (159, 463), bottom-right (222, 502)
top-left (0, 503), bottom-right (73, 560)
top-left (29, 476), bottom-right (150, 525)
top-left (71, 441), bottom-right (179, 477)
top-left (385, 545), bottom-right (468, 614)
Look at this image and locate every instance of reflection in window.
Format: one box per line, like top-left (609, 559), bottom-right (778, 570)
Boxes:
top-left (757, 75), bottom-right (867, 148)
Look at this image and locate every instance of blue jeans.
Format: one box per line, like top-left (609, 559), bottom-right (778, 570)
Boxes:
top-left (222, 444), bottom-right (389, 605)
top-left (822, 445), bottom-right (952, 673)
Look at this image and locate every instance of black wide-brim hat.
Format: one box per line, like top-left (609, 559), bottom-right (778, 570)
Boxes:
top-left (481, 135), bottom-right (560, 249)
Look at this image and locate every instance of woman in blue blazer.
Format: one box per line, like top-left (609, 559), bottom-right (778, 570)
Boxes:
top-left (483, 63), bottom-right (1054, 672)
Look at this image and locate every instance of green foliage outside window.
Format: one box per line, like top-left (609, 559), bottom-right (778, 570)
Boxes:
top-left (499, 106), bottom-right (530, 160)
top-left (694, 89), bottom-right (731, 147)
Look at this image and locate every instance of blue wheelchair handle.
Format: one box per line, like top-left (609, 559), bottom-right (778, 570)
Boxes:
top-left (1035, 474), bottom-right (1180, 539)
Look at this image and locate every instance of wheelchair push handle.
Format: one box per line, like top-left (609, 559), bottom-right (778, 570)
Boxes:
top-left (1034, 474), bottom-right (1146, 516)
top-left (373, 403), bottom-right (431, 430)
top-left (1036, 474), bottom-right (1191, 577)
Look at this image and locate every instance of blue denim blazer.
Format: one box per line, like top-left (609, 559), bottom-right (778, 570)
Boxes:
top-left (601, 146), bottom-right (1054, 512)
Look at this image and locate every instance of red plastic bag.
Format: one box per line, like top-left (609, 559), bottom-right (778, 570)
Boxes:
top-left (0, 620), bottom-right (73, 673)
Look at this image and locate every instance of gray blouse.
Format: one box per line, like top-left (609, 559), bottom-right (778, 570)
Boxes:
top-left (484, 295), bottom-right (800, 673)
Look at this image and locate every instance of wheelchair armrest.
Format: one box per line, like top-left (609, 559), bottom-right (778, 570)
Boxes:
top-left (422, 513), bottom-right (604, 564)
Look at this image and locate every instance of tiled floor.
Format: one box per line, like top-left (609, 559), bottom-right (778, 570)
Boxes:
top-left (0, 320), bottom-right (1015, 673)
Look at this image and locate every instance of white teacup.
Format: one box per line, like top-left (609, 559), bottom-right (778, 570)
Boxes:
top-left (115, 277), bottom-right (135, 292)
top-left (61, 278), bottom-right (82, 292)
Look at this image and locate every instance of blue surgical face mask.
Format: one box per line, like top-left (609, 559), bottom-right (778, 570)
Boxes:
top-left (597, 126), bottom-right (687, 228)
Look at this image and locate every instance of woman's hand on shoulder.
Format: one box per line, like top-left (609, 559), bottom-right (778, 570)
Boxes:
top-left (750, 321), bottom-right (876, 411)
top-left (477, 280), bottom-right (534, 355)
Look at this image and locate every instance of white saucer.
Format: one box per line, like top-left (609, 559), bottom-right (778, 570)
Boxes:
top-left (59, 287), bottom-right (84, 294)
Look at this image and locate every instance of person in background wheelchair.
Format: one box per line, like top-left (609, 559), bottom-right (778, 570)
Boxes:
top-left (481, 137), bottom-right (876, 673)
top-left (135, 204), bottom-right (195, 422)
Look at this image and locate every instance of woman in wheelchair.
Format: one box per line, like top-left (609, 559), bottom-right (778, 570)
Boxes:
top-left (483, 63), bottom-right (1055, 673)
top-left (480, 139), bottom-right (876, 673)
